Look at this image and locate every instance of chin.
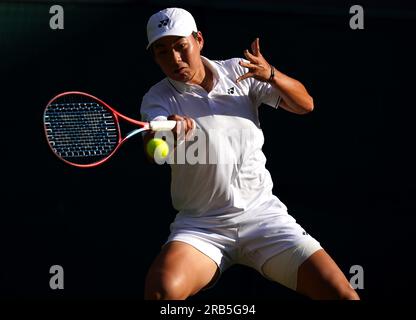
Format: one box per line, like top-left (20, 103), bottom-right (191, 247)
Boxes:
top-left (174, 73), bottom-right (191, 83)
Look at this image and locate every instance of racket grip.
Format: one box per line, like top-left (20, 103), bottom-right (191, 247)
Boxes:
top-left (149, 120), bottom-right (177, 131)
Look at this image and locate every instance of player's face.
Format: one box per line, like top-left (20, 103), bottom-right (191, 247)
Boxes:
top-left (152, 33), bottom-right (203, 83)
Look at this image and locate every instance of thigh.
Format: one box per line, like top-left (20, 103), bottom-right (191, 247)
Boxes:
top-left (146, 241), bottom-right (219, 297)
top-left (261, 237), bottom-right (322, 291)
top-left (296, 249), bottom-right (359, 300)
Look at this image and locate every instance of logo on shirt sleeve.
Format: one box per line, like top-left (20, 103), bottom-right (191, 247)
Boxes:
top-left (227, 87), bottom-right (235, 95)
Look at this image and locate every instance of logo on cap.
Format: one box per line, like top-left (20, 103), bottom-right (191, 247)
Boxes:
top-left (146, 8), bottom-right (198, 49)
top-left (158, 18), bottom-right (169, 28)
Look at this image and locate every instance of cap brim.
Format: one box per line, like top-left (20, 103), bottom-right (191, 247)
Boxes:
top-left (146, 29), bottom-right (193, 50)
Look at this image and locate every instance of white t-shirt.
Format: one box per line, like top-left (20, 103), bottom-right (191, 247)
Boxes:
top-left (141, 56), bottom-right (287, 221)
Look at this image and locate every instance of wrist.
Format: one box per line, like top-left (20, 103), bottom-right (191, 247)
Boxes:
top-left (268, 65), bottom-right (275, 83)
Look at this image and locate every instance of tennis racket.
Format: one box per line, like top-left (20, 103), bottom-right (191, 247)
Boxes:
top-left (43, 91), bottom-right (176, 168)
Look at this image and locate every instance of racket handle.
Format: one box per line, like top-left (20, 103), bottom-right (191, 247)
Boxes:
top-left (149, 120), bottom-right (177, 131)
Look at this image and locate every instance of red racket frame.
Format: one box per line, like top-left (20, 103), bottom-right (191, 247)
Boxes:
top-left (44, 91), bottom-right (150, 168)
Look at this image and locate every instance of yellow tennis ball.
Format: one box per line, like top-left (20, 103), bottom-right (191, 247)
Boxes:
top-left (146, 138), bottom-right (169, 160)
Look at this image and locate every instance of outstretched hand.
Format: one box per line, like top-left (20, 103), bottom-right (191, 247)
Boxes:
top-left (236, 38), bottom-right (273, 83)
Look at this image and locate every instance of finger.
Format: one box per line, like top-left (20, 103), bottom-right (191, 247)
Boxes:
top-left (185, 118), bottom-right (195, 140)
top-left (239, 60), bottom-right (259, 70)
top-left (176, 120), bottom-right (187, 137)
top-left (250, 38), bottom-right (260, 56)
top-left (167, 115), bottom-right (179, 136)
top-left (236, 72), bottom-right (254, 83)
top-left (251, 39), bottom-right (257, 55)
top-left (168, 114), bottom-right (184, 121)
top-left (185, 118), bottom-right (193, 133)
top-left (187, 118), bottom-right (196, 130)
top-left (169, 116), bottom-right (187, 138)
top-left (243, 49), bottom-right (258, 63)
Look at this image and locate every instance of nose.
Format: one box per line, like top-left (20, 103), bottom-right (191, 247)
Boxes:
top-left (168, 49), bottom-right (182, 65)
top-left (173, 51), bottom-right (182, 64)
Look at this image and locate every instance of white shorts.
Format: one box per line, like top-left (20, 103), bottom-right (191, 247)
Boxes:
top-left (166, 197), bottom-right (322, 291)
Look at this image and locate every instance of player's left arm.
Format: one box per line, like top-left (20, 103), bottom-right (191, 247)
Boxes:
top-left (236, 38), bottom-right (314, 115)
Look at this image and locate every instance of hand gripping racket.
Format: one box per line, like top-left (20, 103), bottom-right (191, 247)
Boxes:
top-left (43, 91), bottom-right (176, 167)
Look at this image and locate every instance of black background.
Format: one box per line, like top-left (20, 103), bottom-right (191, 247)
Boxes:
top-left (1, 0), bottom-right (415, 307)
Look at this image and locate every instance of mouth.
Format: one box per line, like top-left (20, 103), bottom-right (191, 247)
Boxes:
top-left (174, 67), bottom-right (187, 74)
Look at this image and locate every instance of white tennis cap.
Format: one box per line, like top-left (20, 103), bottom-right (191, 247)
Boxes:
top-left (146, 8), bottom-right (198, 49)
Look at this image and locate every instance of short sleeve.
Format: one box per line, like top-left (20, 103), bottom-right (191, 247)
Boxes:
top-left (234, 58), bottom-right (282, 109)
top-left (250, 79), bottom-right (282, 109)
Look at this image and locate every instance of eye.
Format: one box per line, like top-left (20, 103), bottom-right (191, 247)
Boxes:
top-left (178, 43), bottom-right (187, 49)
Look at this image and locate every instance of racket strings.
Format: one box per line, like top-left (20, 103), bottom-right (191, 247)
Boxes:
top-left (44, 101), bottom-right (119, 161)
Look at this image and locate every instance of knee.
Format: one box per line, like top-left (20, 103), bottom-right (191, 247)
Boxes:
top-left (318, 279), bottom-right (361, 300)
top-left (144, 270), bottom-right (190, 300)
top-left (337, 286), bottom-right (360, 300)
